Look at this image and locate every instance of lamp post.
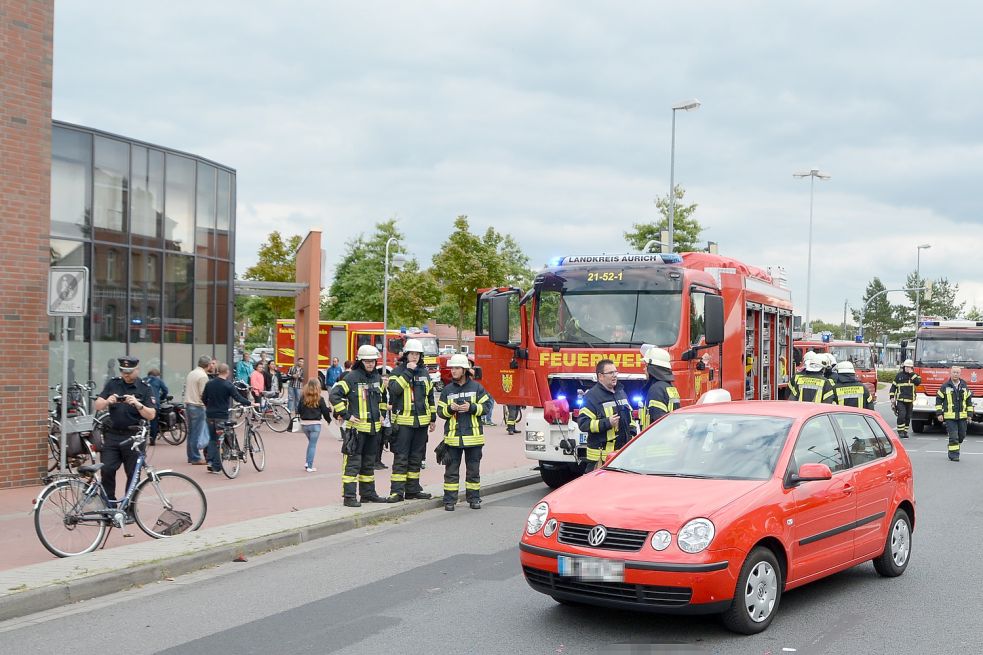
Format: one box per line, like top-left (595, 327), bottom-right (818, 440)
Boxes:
top-left (793, 168), bottom-right (831, 335)
top-left (382, 237), bottom-right (407, 374)
top-left (668, 99), bottom-right (701, 253)
top-left (915, 243), bottom-right (931, 330)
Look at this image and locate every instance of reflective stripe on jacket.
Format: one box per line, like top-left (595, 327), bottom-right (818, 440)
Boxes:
top-left (936, 380), bottom-right (973, 420)
top-left (438, 378), bottom-right (489, 447)
top-left (328, 366), bottom-right (388, 433)
top-left (789, 372), bottom-right (834, 403)
top-left (889, 372), bottom-right (921, 403)
top-left (642, 380), bottom-right (680, 429)
top-left (832, 375), bottom-right (874, 409)
top-left (577, 383), bottom-right (633, 462)
top-left (389, 364), bottom-right (436, 427)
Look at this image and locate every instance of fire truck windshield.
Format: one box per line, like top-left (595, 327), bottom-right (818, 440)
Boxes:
top-left (829, 345), bottom-right (874, 370)
top-left (916, 338), bottom-right (983, 368)
top-left (534, 290), bottom-right (682, 347)
top-left (416, 336), bottom-right (440, 356)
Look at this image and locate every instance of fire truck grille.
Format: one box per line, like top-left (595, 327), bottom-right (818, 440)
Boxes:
top-left (558, 522), bottom-right (648, 552)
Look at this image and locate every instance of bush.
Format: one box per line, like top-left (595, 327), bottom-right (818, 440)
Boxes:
top-left (877, 369), bottom-right (898, 383)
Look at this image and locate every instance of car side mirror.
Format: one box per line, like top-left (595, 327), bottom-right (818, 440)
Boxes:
top-left (789, 462), bottom-right (832, 485)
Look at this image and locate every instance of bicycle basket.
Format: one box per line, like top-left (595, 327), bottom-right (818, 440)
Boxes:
top-left (154, 509), bottom-right (193, 536)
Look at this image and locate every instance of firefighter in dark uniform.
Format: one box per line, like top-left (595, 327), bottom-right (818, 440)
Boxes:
top-left (504, 405), bottom-right (522, 435)
top-left (330, 345), bottom-right (388, 507)
top-left (92, 357), bottom-right (156, 507)
top-left (577, 358), bottom-right (634, 473)
top-left (386, 339), bottom-right (436, 503)
top-left (437, 354), bottom-right (490, 511)
top-left (889, 359), bottom-right (921, 438)
top-left (936, 365), bottom-right (973, 462)
top-left (641, 347), bottom-right (680, 428)
top-left (788, 352), bottom-right (834, 403)
top-left (831, 361), bottom-right (874, 409)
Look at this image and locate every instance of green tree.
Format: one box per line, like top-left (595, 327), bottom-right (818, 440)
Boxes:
top-left (810, 319), bottom-right (857, 340)
top-left (922, 277), bottom-right (965, 320)
top-left (624, 185), bottom-right (704, 253)
top-left (966, 305), bottom-right (983, 321)
top-left (239, 231), bottom-right (302, 332)
top-left (851, 277), bottom-right (901, 343)
top-left (388, 261), bottom-right (442, 327)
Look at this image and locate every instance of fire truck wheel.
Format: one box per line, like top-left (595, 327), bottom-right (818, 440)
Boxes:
top-left (539, 464), bottom-right (579, 489)
top-left (911, 420), bottom-right (925, 434)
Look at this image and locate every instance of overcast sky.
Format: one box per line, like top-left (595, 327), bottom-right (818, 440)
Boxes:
top-left (52, 1), bottom-right (983, 323)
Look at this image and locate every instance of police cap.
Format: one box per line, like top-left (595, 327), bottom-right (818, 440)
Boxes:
top-left (117, 356), bottom-right (140, 371)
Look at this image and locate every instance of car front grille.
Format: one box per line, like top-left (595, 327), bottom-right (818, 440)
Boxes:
top-left (558, 522), bottom-right (649, 552)
top-left (523, 567), bottom-right (692, 607)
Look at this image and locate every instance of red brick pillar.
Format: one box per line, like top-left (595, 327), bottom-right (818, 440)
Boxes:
top-left (0, 1), bottom-right (55, 487)
top-left (294, 231), bottom-right (323, 380)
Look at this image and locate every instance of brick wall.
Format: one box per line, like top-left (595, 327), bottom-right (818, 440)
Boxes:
top-left (0, 1), bottom-right (55, 487)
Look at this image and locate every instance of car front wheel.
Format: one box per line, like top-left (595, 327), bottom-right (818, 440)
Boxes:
top-left (873, 508), bottom-right (911, 577)
top-left (721, 547), bottom-right (783, 635)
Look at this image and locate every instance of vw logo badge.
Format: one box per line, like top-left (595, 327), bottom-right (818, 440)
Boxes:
top-left (587, 525), bottom-right (607, 547)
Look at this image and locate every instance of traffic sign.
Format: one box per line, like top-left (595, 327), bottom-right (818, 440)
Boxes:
top-left (47, 266), bottom-right (89, 316)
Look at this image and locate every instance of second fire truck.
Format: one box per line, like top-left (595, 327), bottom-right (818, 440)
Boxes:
top-left (910, 318), bottom-right (983, 432)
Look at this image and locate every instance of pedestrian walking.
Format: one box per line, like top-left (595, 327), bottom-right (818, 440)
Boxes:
top-left (640, 346), bottom-right (680, 428)
top-left (93, 357), bottom-right (157, 515)
top-left (287, 357), bottom-right (304, 413)
top-left (184, 355), bottom-right (212, 465)
top-left (326, 357), bottom-right (343, 386)
top-left (143, 367), bottom-right (169, 446)
top-left (386, 339), bottom-right (436, 502)
top-left (201, 363), bottom-right (253, 473)
top-left (330, 345), bottom-right (388, 507)
top-left (577, 359), bottom-right (633, 473)
top-left (936, 365), bottom-right (973, 462)
top-left (295, 379), bottom-right (332, 472)
top-left (831, 361), bottom-right (874, 409)
top-left (890, 359), bottom-right (921, 438)
top-left (437, 354), bottom-right (491, 511)
top-left (235, 353), bottom-right (252, 384)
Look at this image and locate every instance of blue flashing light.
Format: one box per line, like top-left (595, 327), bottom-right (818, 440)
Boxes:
top-left (821, 331), bottom-right (831, 343)
top-left (399, 326), bottom-right (407, 334)
top-left (575, 397), bottom-right (585, 407)
top-left (549, 257), bottom-right (563, 267)
top-left (556, 394), bottom-right (567, 401)
top-left (130, 318), bottom-right (143, 325)
top-left (659, 253), bottom-right (683, 264)
top-left (422, 326), bottom-right (429, 333)
top-left (855, 335), bottom-right (863, 343)
top-left (632, 395), bottom-right (643, 407)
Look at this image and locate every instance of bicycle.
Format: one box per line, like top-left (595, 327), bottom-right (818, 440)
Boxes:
top-left (157, 395), bottom-right (188, 446)
top-left (260, 396), bottom-right (291, 433)
top-left (45, 410), bottom-right (103, 479)
top-left (217, 407), bottom-right (266, 479)
top-left (33, 423), bottom-right (207, 558)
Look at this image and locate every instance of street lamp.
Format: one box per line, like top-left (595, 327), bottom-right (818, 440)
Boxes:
top-left (793, 168), bottom-right (831, 335)
top-left (382, 237), bottom-right (407, 373)
top-left (668, 99), bottom-right (701, 253)
top-left (915, 243), bottom-right (931, 330)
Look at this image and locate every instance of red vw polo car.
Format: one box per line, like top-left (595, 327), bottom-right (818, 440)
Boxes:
top-left (519, 400), bottom-right (915, 634)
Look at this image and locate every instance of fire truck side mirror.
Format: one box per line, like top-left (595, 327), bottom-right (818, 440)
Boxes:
top-left (488, 295), bottom-right (513, 347)
top-left (704, 295), bottom-right (724, 346)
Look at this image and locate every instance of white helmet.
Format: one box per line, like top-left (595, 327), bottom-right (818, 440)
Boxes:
top-left (641, 346), bottom-right (671, 370)
top-left (403, 339), bottom-right (424, 354)
top-left (834, 360), bottom-right (855, 375)
top-left (803, 352), bottom-right (823, 372)
top-left (902, 359), bottom-right (914, 368)
top-left (448, 353), bottom-right (471, 369)
top-left (357, 345), bottom-right (380, 361)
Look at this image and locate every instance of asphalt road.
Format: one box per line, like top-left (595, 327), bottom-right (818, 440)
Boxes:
top-left (1, 403), bottom-right (982, 655)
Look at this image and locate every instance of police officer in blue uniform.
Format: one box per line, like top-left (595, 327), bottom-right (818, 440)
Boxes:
top-left (93, 357), bottom-right (157, 505)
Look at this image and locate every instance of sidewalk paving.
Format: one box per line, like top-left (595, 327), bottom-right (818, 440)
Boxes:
top-left (0, 420), bottom-right (544, 621)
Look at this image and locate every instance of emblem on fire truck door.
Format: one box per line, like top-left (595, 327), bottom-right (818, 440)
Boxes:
top-left (972, 372), bottom-right (978, 383)
top-left (501, 372), bottom-right (514, 394)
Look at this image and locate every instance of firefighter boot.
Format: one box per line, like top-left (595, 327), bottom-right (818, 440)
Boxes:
top-left (344, 497), bottom-right (361, 508)
top-left (469, 499), bottom-right (481, 510)
top-left (406, 492), bottom-right (433, 500)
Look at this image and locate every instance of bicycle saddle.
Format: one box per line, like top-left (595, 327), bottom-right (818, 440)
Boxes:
top-left (78, 463), bottom-right (104, 475)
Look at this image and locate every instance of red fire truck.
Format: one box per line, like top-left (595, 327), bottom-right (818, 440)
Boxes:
top-left (476, 251), bottom-right (795, 488)
top-left (910, 319), bottom-right (983, 432)
top-left (794, 337), bottom-right (878, 401)
top-left (274, 319), bottom-right (441, 382)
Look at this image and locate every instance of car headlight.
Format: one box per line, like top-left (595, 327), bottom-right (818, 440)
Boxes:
top-left (543, 518), bottom-right (558, 538)
top-left (525, 430), bottom-right (546, 442)
top-left (651, 530), bottom-right (672, 551)
top-left (526, 502), bottom-right (550, 535)
top-left (677, 518), bottom-right (715, 553)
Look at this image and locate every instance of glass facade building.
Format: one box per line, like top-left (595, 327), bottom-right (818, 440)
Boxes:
top-left (49, 121), bottom-right (235, 395)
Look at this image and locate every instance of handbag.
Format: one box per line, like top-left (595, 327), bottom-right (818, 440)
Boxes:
top-left (291, 416), bottom-right (302, 433)
top-left (433, 441), bottom-right (448, 466)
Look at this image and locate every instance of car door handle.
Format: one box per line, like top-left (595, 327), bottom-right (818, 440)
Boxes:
top-left (842, 484), bottom-right (854, 495)
top-left (886, 470), bottom-right (894, 480)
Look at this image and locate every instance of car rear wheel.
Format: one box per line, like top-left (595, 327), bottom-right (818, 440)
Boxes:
top-left (721, 547), bottom-right (782, 635)
top-left (873, 508), bottom-right (911, 577)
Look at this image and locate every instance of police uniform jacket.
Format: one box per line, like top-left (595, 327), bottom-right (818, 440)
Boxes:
top-left (577, 382), bottom-right (633, 451)
top-left (936, 379), bottom-right (973, 421)
top-left (889, 371), bottom-right (921, 404)
top-left (98, 377), bottom-right (155, 434)
top-left (642, 366), bottom-right (681, 429)
top-left (437, 377), bottom-right (490, 447)
top-left (329, 365), bottom-right (388, 434)
top-left (788, 370), bottom-right (834, 403)
top-left (388, 362), bottom-right (436, 428)
top-left (832, 374), bottom-right (874, 409)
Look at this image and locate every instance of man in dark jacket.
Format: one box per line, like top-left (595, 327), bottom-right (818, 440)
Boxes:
top-left (831, 361), bottom-right (874, 409)
top-left (889, 359), bottom-right (921, 438)
top-left (437, 354), bottom-right (490, 511)
top-left (577, 359), bottom-right (634, 473)
top-left (936, 365), bottom-right (973, 461)
top-left (386, 339), bottom-right (436, 502)
top-left (143, 368), bottom-right (169, 446)
top-left (201, 363), bottom-right (253, 472)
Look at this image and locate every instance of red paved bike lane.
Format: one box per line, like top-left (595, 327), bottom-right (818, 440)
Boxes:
top-left (0, 421), bottom-right (533, 571)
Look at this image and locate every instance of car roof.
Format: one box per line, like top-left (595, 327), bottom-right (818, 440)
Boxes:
top-left (676, 400), bottom-right (876, 420)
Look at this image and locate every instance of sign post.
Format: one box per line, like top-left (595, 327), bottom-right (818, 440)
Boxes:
top-left (47, 266), bottom-right (89, 473)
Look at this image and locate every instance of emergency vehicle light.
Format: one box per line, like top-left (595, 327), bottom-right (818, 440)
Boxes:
top-left (632, 395), bottom-right (643, 407)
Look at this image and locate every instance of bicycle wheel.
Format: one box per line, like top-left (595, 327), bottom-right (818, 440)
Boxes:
top-left (34, 478), bottom-right (108, 557)
top-left (160, 416), bottom-right (187, 446)
top-left (221, 432), bottom-right (241, 479)
top-left (249, 430), bottom-right (266, 471)
top-left (264, 404), bottom-right (290, 432)
top-left (132, 471), bottom-right (207, 538)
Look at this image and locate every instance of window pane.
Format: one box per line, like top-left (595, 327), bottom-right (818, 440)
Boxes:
top-left (215, 259), bottom-right (231, 349)
top-left (164, 154), bottom-right (195, 253)
top-left (864, 416), bottom-right (895, 457)
top-left (195, 258), bottom-right (214, 344)
top-left (215, 170), bottom-right (231, 259)
top-left (833, 413), bottom-right (883, 466)
top-left (130, 249), bottom-right (162, 347)
top-left (162, 342), bottom-right (193, 396)
top-left (49, 240), bottom-right (90, 392)
top-left (131, 146), bottom-right (164, 247)
top-left (690, 291), bottom-right (706, 345)
top-left (92, 243), bottom-right (128, 390)
top-left (92, 136), bottom-right (128, 243)
top-left (164, 254), bottom-right (194, 343)
top-left (50, 127), bottom-right (91, 239)
top-left (195, 164), bottom-right (217, 256)
top-left (792, 416), bottom-right (846, 471)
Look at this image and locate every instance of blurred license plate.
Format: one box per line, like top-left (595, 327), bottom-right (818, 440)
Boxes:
top-left (578, 432), bottom-right (588, 445)
top-left (557, 556), bottom-right (624, 582)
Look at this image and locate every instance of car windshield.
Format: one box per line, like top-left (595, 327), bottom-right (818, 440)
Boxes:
top-left (917, 338), bottom-right (983, 368)
top-left (611, 413), bottom-right (793, 480)
top-left (830, 346), bottom-right (875, 370)
top-left (535, 290), bottom-right (682, 347)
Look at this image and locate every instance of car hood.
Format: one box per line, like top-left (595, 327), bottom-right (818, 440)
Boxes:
top-left (545, 469), bottom-right (767, 531)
